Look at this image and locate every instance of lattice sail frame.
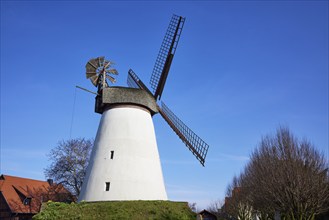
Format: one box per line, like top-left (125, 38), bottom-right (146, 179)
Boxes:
top-left (150, 14), bottom-right (185, 100)
top-left (127, 69), bottom-right (140, 89)
top-left (159, 102), bottom-right (209, 166)
top-left (127, 69), bottom-right (152, 95)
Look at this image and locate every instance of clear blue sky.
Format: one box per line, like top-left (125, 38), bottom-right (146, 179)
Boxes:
top-left (1, 1), bottom-right (328, 209)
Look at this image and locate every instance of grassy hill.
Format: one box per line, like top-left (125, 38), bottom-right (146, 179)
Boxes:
top-left (33, 200), bottom-right (196, 220)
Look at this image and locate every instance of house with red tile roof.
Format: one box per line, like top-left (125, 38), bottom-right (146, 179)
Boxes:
top-left (0, 174), bottom-right (74, 220)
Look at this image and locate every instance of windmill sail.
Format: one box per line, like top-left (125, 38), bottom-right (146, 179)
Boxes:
top-left (127, 69), bottom-right (140, 89)
top-left (159, 102), bottom-right (209, 166)
top-left (127, 69), bottom-right (153, 95)
top-left (150, 14), bottom-right (185, 100)
top-left (126, 14), bottom-right (209, 167)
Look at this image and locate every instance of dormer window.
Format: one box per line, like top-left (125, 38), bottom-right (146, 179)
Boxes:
top-left (23, 197), bottom-right (31, 205)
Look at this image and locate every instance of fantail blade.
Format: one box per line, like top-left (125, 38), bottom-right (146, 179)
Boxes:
top-left (90, 75), bottom-right (99, 87)
top-left (106, 75), bottom-right (116, 83)
top-left (86, 71), bottom-right (97, 79)
top-left (106, 69), bottom-right (118, 75)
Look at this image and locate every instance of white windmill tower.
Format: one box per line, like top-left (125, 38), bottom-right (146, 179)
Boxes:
top-left (78, 14), bottom-right (209, 202)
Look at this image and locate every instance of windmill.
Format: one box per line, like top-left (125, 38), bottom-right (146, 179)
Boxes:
top-left (78, 14), bottom-right (209, 202)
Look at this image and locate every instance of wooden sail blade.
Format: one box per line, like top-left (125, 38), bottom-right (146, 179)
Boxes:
top-left (106, 75), bottom-right (116, 83)
top-left (85, 58), bottom-right (99, 79)
top-left (90, 75), bottom-right (99, 87)
top-left (150, 14), bottom-right (185, 100)
top-left (86, 71), bottom-right (97, 79)
top-left (97, 56), bottom-right (105, 67)
top-left (103, 60), bottom-right (112, 68)
top-left (159, 102), bottom-right (209, 166)
top-left (106, 69), bottom-right (118, 75)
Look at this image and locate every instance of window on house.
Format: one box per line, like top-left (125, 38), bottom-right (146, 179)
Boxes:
top-left (23, 197), bottom-right (31, 205)
top-left (105, 182), bottom-right (110, 191)
top-left (110, 151), bottom-right (114, 159)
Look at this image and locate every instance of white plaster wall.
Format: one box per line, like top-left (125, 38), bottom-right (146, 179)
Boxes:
top-left (78, 106), bottom-right (167, 201)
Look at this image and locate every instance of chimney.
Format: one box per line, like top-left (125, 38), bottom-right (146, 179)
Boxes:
top-left (47, 179), bottom-right (53, 186)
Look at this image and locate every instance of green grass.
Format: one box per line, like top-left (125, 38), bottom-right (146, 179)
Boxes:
top-left (33, 200), bottom-right (196, 220)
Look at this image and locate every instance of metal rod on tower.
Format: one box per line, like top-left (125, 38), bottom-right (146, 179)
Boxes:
top-left (76, 85), bottom-right (98, 95)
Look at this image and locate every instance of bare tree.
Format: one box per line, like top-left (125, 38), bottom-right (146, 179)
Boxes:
top-left (207, 199), bottom-right (224, 218)
top-left (223, 175), bottom-right (254, 220)
top-left (241, 127), bottom-right (329, 220)
top-left (225, 175), bottom-right (240, 198)
top-left (188, 202), bottom-right (198, 213)
top-left (44, 138), bottom-right (93, 197)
